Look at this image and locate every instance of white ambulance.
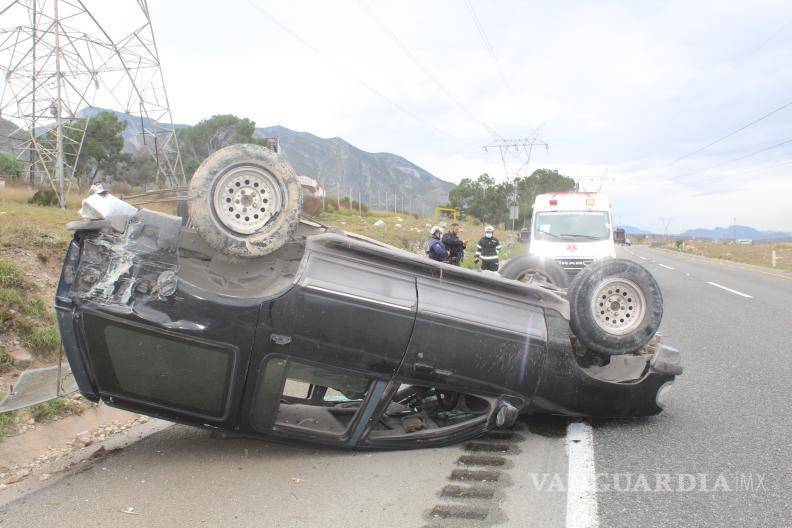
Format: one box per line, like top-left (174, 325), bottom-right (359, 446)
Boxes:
top-left (529, 192), bottom-right (616, 277)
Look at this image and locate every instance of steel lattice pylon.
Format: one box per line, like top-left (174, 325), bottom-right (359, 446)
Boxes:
top-left (0, 0), bottom-right (184, 207)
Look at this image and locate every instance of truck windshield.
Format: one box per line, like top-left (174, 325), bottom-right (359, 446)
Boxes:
top-left (533, 211), bottom-right (611, 241)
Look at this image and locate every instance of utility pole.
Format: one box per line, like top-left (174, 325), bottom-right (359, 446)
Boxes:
top-left (660, 217), bottom-right (672, 241)
top-left (336, 182), bottom-right (340, 209)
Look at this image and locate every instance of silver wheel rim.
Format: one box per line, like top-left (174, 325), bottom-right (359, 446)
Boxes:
top-left (591, 277), bottom-right (645, 335)
top-left (212, 164), bottom-right (283, 235)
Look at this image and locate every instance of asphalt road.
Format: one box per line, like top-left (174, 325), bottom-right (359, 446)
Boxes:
top-left (1, 246), bottom-right (789, 527)
top-left (595, 245), bottom-right (792, 528)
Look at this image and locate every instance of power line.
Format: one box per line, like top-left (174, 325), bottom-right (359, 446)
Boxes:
top-left (463, 0), bottom-right (515, 98)
top-left (245, 0), bottom-right (476, 147)
top-left (683, 157), bottom-right (792, 186)
top-left (658, 98), bottom-right (792, 170)
top-left (672, 136), bottom-right (792, 181)
top-left (358, 0), bottom-right (503, 140)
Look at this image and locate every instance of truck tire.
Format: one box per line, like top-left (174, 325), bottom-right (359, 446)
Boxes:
top-left (499, 255), bottom-right (569, 288)
top-left (568, 258), bottom-right (662, 355)
top-left (188, 144), bottom-right (301, 258)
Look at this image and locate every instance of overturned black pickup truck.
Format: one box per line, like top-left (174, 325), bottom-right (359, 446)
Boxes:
top-left (50, 144), bottom-right (681, 449)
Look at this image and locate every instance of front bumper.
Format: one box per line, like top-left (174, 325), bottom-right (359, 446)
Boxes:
top-left (529, 313), bottom-right (683, 418)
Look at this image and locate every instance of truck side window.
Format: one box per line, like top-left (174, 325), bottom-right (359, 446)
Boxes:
top-left (250, 358), bottom-right (371, 437)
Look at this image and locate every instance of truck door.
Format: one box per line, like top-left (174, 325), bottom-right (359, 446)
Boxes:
top-left (242, 251), bottom-right (417, 443)
top-left (397, 275), bottom-right (547, 396)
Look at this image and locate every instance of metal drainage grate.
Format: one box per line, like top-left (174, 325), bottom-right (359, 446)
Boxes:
top-left (425, 425), bottom-right (527, 526)
top-left (464, 441), bottom-right (520, 454)
top-left (480, 430), bottom-right (516, 441)
top-left (430, 504), bottom-right (490, 520)
top-left (457, 454), bottom-right (507, 467)
top-left (450, 469), bottom-right (501, 482)
top-left (441, 484), bottom-right (496, 500)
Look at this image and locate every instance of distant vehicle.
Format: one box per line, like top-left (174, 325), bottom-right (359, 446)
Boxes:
top-left (526, 192), bottom-right (616, 283)
top-left (735, 239), bottom-right (753, 245)
top-left (624, 238), bottom-right (632, 246)
top-left (613, 227), bottom-right (626, 245)
top-left (6, 145), bottom-right (681, 450)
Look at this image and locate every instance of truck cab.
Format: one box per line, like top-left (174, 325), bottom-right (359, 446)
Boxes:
top-left (528, 192), bottom-right (616, 278)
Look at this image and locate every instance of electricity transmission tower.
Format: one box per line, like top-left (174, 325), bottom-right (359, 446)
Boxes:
top-left (0, 0), bottom-right (184, 208)
top-left (482, 132), bottom-right (549, 181)
top-left (575, 170), bottom-right (614, 192)
top-left (660, 217), bottom-right (672, 240)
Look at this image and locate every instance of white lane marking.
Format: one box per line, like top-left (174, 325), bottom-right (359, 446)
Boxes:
top-left (706, 281), bottom-right (754, 298)
top-left (638, 256), bottom-right (648, 260)
top-left (685, 273), bottom-right (690, 276)
top-left (566, 421), bottom-right (598, 528)
top-left (658, 264), bottom-right (675, 270)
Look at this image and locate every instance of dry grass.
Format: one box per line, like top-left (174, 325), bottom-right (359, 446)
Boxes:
top-left (0, 186), bottom-right (76, 254)
top-left (676, 241), bottom-right (792, 271)
top-left (317, 208), bottom-right (524, 268)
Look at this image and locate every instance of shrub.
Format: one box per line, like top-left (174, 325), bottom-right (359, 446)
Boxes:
top-left (0, 405), bottom-right (16, 438)
top-left (0, 259), bottom-right (24, 288)
top-left (302, 196), bottom-right (323, 216)
top-left (29, 397), bottom-right (80, 422)
top-left (26, 325), bottom-right (60, 355)
top-left (0, 346), bottom-right (12, 373)
top-left (28, 188), bottom-right (59, 207)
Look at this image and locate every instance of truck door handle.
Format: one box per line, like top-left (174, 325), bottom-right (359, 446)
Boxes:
top-left (270, 334), bottom-right (292, 346)
top-left (414, 362), bottom-right (434, 373)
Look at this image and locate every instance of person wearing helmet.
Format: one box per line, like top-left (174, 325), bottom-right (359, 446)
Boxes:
top-left (441, 223), bottom-right (467, 266)
top-left (426, 225), bottom-right (449, 262)
top-left (474, 225), bottom-right (502, 271)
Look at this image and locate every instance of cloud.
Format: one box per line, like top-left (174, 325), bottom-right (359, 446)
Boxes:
top-left (142, 0), bottom-right (792, 231)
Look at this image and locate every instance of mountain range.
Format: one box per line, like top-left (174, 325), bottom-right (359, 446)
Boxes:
top-left (76, 108), bottom-right (454, 212)
top-left (255, 125), bottom-right (453, 213)
top-left (679, 225), bottom-right (792, 241)
top-left (620, 225), bottom-right (653, 235)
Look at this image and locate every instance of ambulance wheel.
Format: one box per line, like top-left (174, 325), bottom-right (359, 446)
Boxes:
top-left (499, 255), bottom-right (569, 287)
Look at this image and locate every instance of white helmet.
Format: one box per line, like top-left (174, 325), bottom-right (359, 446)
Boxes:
top-left (485, 225), bottom-right (494, 232)
top-left (430, 225), bottom-right (442, 235)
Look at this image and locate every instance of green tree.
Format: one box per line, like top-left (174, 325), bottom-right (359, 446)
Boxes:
top-left (78, 112), bottom-right (129, 189)
top-left (49, 111), bottom-right (129, 190)
top-left (448, 173), bottom-right (511, 225)
top-left (0, 153), bottom-right (22, 178)
top-left (513, 169), bottom-right (576, 225)
top-left (448, 169), bottom-right (575, 227)
top-left (176, 114), bottom-right (263, 176)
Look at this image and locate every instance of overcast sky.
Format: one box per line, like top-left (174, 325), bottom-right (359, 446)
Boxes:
top-left (145, 0), bottom-right (792, 232)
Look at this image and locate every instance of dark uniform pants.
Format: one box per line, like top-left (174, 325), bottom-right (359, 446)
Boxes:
top-left (481, 260), bottom-right (499, 272)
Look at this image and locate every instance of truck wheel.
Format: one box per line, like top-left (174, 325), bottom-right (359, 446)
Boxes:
top-left (499, 255), bottom-right (569, 288)
top-left (188, 144), bottom-right (301, 258)
top-left (568, 258), bottom-right (662, 355)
